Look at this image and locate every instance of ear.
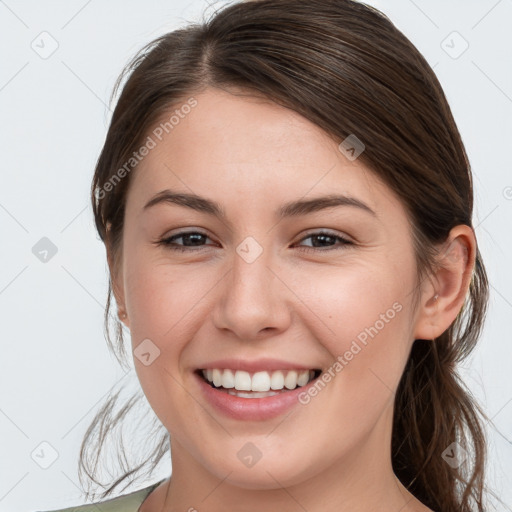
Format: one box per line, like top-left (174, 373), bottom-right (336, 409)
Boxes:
top-left (413, 225), bottom-right (476, 341)
top-left (106, 223), bottom-right (130, 329)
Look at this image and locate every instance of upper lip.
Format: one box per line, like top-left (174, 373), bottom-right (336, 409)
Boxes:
top-left (196, 358), bottom-right (320, 373)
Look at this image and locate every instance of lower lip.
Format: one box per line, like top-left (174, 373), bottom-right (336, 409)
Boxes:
top-left (194, 371), bottom-right (318, 421)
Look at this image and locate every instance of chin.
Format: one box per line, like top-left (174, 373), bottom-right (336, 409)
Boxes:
top-left (202, 447), bottom-right (317, 491)
top-left (224, 468), bottom-right (307, 491)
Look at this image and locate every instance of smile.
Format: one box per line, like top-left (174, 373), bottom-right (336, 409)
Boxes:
top-left (199, 368), bottom-right (321, 397)
top-left (194, 364), bottom-right (323, 420)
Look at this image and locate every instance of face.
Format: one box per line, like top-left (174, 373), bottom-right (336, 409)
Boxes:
top-left (113, 86), bottom-right (428, 490)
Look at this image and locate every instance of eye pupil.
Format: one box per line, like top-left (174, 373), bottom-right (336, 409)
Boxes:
top-left (184, 233), bottom-right (205, 246)
top-left (312, 234), bottom-right (334, 247)
top-left (297, 232), bottom-right (351, 252)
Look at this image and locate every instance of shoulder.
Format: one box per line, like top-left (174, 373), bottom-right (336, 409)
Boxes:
top-left (34, 480), bottom-right (164, 512)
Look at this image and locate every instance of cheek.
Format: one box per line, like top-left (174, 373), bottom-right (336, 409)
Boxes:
top-left (124, 252), bottom-right (214, 345)
top-left (298, 259), bottom-right (414, 389)
top-left (276, 262), bottom-right (415, 465)
top-left (122, 253), bottom-right (226, 428)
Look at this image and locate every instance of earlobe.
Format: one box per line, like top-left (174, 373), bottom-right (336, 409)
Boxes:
top-left (413, 225), bottom-right (476, 341)
top-left (112, 276), bottom-right (129, 328)
top-left (111, 273), bottom-right (128, 326)
top-left (118, 309), bottom-right (130, 328)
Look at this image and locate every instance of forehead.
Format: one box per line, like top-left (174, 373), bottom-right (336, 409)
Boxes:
top-left (126, 87), bottom-right (402, 221)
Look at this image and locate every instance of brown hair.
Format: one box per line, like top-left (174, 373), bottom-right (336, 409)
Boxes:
top-left (83, 1), bottom-right (498, 510)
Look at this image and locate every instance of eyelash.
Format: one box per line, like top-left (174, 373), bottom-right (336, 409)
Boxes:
top-left (156, 230), bottom-right (353, 253)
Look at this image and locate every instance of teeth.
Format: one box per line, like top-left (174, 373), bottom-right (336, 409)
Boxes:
top-left (284, 370), bottom-right (298, 389)
top-left (234, 370), bottom-right (252, 391)
top-left (297, 370), bottom-right (310, 386)
top-left (227, 389), bottom-right (281, 398)
top-left (201, 368), bottom-right (316, 391)
top-left (270, 370), bottom-right (284, 390)
top-left (221, 369), bottom-right (235, 389)
top-left (252, 371), bottom-right (271, 392)
top-left (212, 369), bottom-right (223, 387)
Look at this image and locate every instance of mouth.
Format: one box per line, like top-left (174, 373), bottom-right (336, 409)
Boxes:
top-left (196, 368), bottom-right (322, 398)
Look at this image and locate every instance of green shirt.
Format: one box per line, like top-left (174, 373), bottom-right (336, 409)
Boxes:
top-left (37, 479), bottom-right (165, 512)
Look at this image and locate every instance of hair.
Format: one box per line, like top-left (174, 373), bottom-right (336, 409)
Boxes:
top-left (81, 0), bottom-right (501, 510)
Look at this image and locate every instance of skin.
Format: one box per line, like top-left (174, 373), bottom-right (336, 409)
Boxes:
top-left (108, 86), bottom-right (476, 512)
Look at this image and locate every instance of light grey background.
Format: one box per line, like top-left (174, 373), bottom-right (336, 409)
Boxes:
top-left (1, 1), bottom-right (511, 511)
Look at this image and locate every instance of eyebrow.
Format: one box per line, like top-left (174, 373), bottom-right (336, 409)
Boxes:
top-left (143, 189), bottom-right (376, 223)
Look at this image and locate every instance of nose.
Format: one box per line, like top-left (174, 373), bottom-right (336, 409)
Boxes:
top-left (212, 240), bottom-right (293, 341)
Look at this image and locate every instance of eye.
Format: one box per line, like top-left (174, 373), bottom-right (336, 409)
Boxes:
top-left (156, 230), bottom-right (215, 252)
top-left (155, 229), bottom-right (353, 253)
top-left (294, 231), bottom-right (353, 252)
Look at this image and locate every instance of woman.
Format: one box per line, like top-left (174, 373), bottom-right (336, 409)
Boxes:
top-left (39, 0), bottom-right (497, 510)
